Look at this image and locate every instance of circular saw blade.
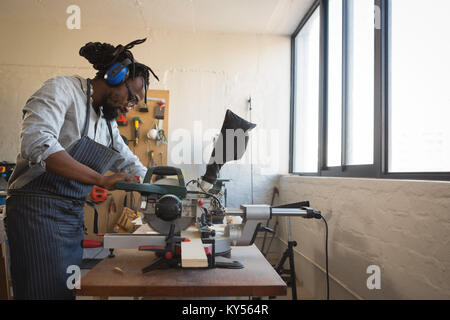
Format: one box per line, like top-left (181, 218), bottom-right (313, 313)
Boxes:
top-left (146, 215), bottom-right (195, 235)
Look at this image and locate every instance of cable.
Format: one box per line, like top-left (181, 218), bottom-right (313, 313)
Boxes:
top-left (186, 179), bottom-right (208, 193)
top-left (248, 97), bottom-right (254, 205)
top-left (186, 191), bottom-right (224, 209)
top-left (186, 179), bottom-right (197, 186)
top-left (321, 216), bottom-right (330, 300)
top-left (185, 179), bottom-right (224, 209)
top-left (303, 207), bottom-right (330, 300)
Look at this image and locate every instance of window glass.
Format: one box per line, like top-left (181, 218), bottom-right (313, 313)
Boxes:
top-left (346, 0), bottom-right (375, 165)
top-left (327, 0), bottom-right (343, 167)
top-left (389, 0), bottom-right (450, 172)
top-left (293, 8), bottom-right (321, 173)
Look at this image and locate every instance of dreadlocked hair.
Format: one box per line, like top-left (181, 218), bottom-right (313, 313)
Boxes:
top-left (79, 38), bottom-right (159, 92)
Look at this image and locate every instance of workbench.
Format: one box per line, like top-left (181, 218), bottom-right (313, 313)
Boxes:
top-left (74, 245), bottom-right (287, 299)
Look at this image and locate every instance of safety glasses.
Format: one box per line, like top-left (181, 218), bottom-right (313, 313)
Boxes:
top-left (125, 81), bottom-right (139, 108)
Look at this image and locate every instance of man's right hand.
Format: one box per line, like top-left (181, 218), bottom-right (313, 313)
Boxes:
top-left (45, 151), bottom-right (140, 191)
top-left (98, 172), bottom-right (139, 191)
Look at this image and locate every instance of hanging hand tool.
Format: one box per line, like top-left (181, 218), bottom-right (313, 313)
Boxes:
top-left (124, 191), bottom-right (136, 211)
top-left (86, 200), bottom-right (100, 235)
top-left (133, 117), bottom-right (143, 146)
top-left (107, 195), bottom-right (116, 233)
top-left (150, 120), bottom-right (168, 147)
top-left (147, 147), bottom-right (156, 168)
top-left (157, 129), bottom-right (168, 147)
top-left (87, 186), bottom-right (112, 235)
top-left (90, 186), bottom-right (108, 203)
top-left (117, 112), bottom-right (128, 126)
top-left (139, 100), bottom-right (149, 112)
top-left (147, 128), bottom-right (158, 141)
top-left (154, 100), bottom-right (165, 119)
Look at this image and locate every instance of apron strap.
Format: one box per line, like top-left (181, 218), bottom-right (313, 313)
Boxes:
top-left (82, 79), bottom-right (92, 137)
top-left (106, 121), bottom-right (118, 152)
top-left (82, 78), bottom-right (118, 152)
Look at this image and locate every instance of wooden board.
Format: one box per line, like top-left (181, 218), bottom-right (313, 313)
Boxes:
top-left (75, 245), bottom-right (287, 298)
top-left (180, 227), bottom-right (208, 268)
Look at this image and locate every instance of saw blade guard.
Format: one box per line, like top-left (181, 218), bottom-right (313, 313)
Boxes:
top-left (115, 166), bottom-right (187, 199)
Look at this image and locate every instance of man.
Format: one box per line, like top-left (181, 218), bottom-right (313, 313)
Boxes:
top-left (5, 38), bottom-right (157, 299)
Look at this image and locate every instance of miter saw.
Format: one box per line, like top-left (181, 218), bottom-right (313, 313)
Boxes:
top-left (103, 110), bottom-right (322, 272)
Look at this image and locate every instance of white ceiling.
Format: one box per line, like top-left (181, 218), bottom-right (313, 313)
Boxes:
top-left (1, 0), bottom-right (315, 35)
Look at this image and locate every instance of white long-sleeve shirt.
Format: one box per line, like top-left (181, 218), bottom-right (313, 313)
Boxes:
top-left (8, 75), bottom-right (147, 190)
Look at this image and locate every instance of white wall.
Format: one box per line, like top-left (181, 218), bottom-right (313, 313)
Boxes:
top-left (277, 175), bottom-right (450, 300)
top-left (0, 9), bottom-right (291, 207)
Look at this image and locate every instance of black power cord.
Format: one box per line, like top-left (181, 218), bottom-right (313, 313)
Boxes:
top-left (303, 207), bottom-right (330, 300)
top-left (186, 179), bottom-right (197, 186)
top-left (186, 190), bottom-right (224, 210)
top-left (186, 179), bottom-right (215, 194)
top-left (322, 216), bottom-right (329, 300)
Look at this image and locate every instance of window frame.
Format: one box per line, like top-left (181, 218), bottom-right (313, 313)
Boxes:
top-left (289, 0), bottom-right (450, 181)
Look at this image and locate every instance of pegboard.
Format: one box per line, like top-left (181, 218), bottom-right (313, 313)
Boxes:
top-left (118, 89), bottom-right (170, 167)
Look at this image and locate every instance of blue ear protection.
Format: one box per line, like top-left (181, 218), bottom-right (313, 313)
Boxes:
top-left (104, 58), bottom-right (132, 86)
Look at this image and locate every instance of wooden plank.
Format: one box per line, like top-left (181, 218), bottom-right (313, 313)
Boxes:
top-left (75, 245), bottom-right (287, 298)
top-left (180, 227), bottom-right (208, 268)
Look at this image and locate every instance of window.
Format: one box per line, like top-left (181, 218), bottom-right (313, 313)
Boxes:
top-left (327, 0), bottom-right (343, 167)
top-left (326, 0), bottom-right (375, 167)
top-left (292, 6), bottom-right (321, 173)
top-left (346, 0), bottom-right (375, 166)
top-left (290, 0), bottom-right (450, 180)
top-left (389, 0), bottom-right (450, 173)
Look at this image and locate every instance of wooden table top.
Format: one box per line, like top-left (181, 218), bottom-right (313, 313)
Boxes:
top-left (75, 245), bottom-right (287, 298)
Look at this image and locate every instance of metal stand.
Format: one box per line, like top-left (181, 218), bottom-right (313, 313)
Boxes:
top-left (275, 240), bottom-right (298, 300)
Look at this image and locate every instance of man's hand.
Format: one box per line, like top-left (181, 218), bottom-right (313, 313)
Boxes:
top-left (45, 150), bottom-right (140, 190)
top-left (98, 173), bottom-right (139, 191)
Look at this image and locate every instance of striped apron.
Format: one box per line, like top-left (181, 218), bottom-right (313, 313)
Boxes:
top-left (6, 79), bottom-right (119, 299)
